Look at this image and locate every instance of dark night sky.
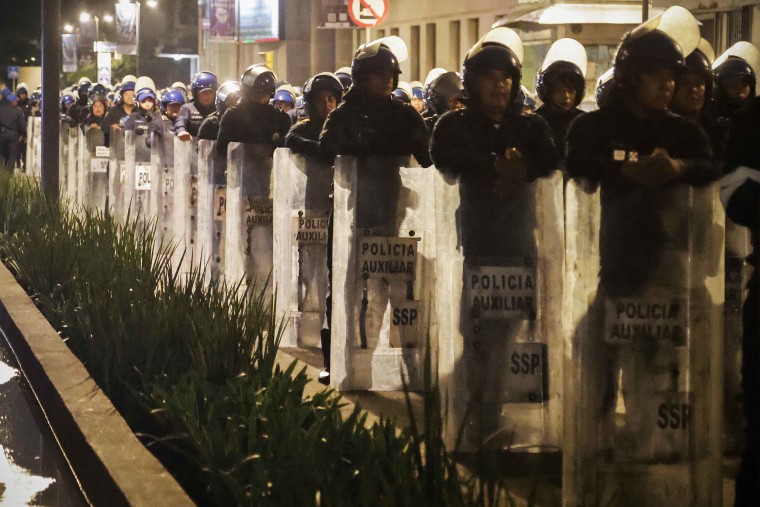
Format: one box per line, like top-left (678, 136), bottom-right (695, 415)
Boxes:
top-left (0, 1), bottom-right (116, 70)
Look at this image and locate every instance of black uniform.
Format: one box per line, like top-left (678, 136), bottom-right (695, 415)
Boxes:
top-left (566, 100), bottom-right (719, 294)
top-left (0, 100), bottom-right (26, 170)
top-left (284, 117), bottom-right (325, 159)
top-left (430, 102), bottom-right (558, 257)
top-left (197, 111), bottom-right (221, 141)
top-left (79, 111), bottom-right (106, 132)
top-left (215, 101), bottom-right (291, 158)
top-left (146, 114), bottom-right (176, 149)
top-left (720, 97), bottom-right (760, 506)
top-left (534, 103), bottom-right (584, 162)
top-left (320, 86), bottom-right (432, 167)
top-left (175, 101), bottom-right (215, 138)
top-left (102, 103), bottom-right (135, 147)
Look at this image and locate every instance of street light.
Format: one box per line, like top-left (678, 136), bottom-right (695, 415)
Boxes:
top-left (103, 15), bottom-right (114, 23)
top-left (63, 24), bottom-right (74, 32)
top-left (79, 12), bottom-right (91, 22)
top-left (146, 0), bottom-right (158, 8)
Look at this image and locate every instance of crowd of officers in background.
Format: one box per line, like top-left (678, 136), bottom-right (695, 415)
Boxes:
top-left (3, 6), bottom-right (758, 504)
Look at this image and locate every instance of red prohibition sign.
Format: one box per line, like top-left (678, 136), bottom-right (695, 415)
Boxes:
top-left (348, 0), bottom-right (389, 28)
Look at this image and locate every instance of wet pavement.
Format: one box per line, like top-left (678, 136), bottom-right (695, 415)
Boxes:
top-left (0, 336), bottom-right (86, 506)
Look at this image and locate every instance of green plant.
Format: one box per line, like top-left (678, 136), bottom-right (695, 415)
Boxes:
top-left (0, 173), bottom-right (509, 506)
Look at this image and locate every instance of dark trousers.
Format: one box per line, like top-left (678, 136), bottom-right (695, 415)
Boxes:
top-left (737, 280), bottom-right (760, 505)
top-left (0, 132), bottom-right (20, 171)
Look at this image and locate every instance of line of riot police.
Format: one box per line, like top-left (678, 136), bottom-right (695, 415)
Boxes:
top-left (40, 6), bottom-right (760, 504)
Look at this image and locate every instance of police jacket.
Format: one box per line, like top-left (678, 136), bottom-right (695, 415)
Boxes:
top-left (79, 112), bottom-right (106, 133)
top-left (721, 97), bottom-right (760, 231)
top-left (197, 111), bottom-right (221, 141)
top-left (145, 114), bottom-right (176, 149)
top-left (566, 100), bottom-right (718, 186)
top-left (102, 104), bottom-right (135, 146)
top-left (123, 107), bottom-right (157, 149)
top-left (430, 102), bottom-right (558, 183)
top-left (422, 112), bottom-right (441, 133)
top-left (216, 100), bottom-right (291, 158)
top-left (430, 102), bottom-right (558, 259)
top-left (566, 99), bottom-right (719, 296)
top-left (285, 117), bottom-right (327, 160)
top-left (175, 101), bottom-right (215, 138)
top-left (534, 104), bottom-right (584, 162)
top-left (0, 101), bottom-right (25, 136)
top-left (320, 86), bottom-right (432, 167)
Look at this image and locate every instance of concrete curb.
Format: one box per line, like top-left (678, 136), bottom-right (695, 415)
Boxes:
top-left (0, 261), bottom-right (193, 507)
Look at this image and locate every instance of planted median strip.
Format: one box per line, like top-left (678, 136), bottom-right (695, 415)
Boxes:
top-left (0, 173), bottom-right (495, 505)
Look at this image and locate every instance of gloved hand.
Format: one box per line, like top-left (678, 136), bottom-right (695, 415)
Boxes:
top-left (621, 147), bottom-right (683, 187)
top-left (178, 131), bottom-right (192, 142)
top-left (493, 147), bottom-right (527, 197)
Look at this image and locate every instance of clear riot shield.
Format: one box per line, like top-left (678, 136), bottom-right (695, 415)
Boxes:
top-left (434, 170), bottom-right (564, 500)
top-left (724, 218), bottom-right (751, 457)
top-left (76, 129), bottom-right (87, 205)
top-left (172, 138), bottom-right (199, 273)
top-left (273, 148), bottom-right (333, 348)
top-left (564, 180), bottom-right (724, 506)
top-left (83, 128), bottom-right (109, 211)
top-left (123, 129), bottom-right (152, 224)
top-left (25, 117), bottom-right (33, 175)
top-left (197, 140), bottom-right (227, 282)
top-left (65, 125), bottom-right (79, 203)
top-left (149, 133), bottom-right (176, 246)
top-left (108, 131), bottom-right (126, 222)
top-left (225, 143), bottom-right (274, 298)
top-left (31, 117), bottom-right (42, 179)
top-left (331, 156), bottom-right (435, 391)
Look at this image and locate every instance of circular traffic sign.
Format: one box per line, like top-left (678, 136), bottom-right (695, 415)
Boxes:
top-left (348, 0), bottom-right (388, 29)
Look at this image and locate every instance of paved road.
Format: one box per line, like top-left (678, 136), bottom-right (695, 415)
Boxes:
top-left (0, 338), bottom-right (85, 506)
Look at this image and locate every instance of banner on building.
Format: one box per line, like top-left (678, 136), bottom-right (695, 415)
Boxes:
top-left (78, 19), bottom-right (98, 50)
top-left (97, 52), bottom-right (112, 85)
top-left (115, 2), bottom-right (139, 55)
top-left (62, 34), bottom-right (79, 73)
top-left (209, 0), bottom-right (235, 41)
top-left (238, 0), bottom-right (280, 42)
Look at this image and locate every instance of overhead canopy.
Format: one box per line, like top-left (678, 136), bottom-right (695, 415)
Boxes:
top-left (493, 4), bottom-right (665, 27)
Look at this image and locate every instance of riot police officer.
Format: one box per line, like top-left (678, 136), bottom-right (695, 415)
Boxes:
top-left (215, 64), bottom-right (291, 158)
top-left (285, 72), bottom-right (343, 159)
top-left (391, 81), bottom-right (413, 104)
top-left (534, 38), bottom-right (587, 162)
top-left (198, 81), bottom-right (240, 140)
top-left (320, 36), bottom-right (431, 167)
top-left (103, 75), bottom-right (137, 146)
top-left (566, 13), bottom-right (718, 194)
top-left (712, 42), bottom-right (759, 123)
top-left (431, 27), bottom-right (557, 200)
top-left (720, 95), bottom-right (760, 506)
top-left (410, 80), bottom-right (425, 113)
top-left (80, 91), bottom-right (108, 132)
top-left (176, 71), bottom-right (218, 141)
top-left (124, 76), bottom-right (161, 148)
top-left (272, 83), bottom-right (296, 114)
top-left (670, 39), bottom-right (727, 159)
top-left (421, 68), bottom-right (464, 131)
top-left (146, 88), bottom-right (185, 147)
top-left (334, 67), bottom-right (353, 92)
top-left (0, 91), bottom-right (25, 171)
